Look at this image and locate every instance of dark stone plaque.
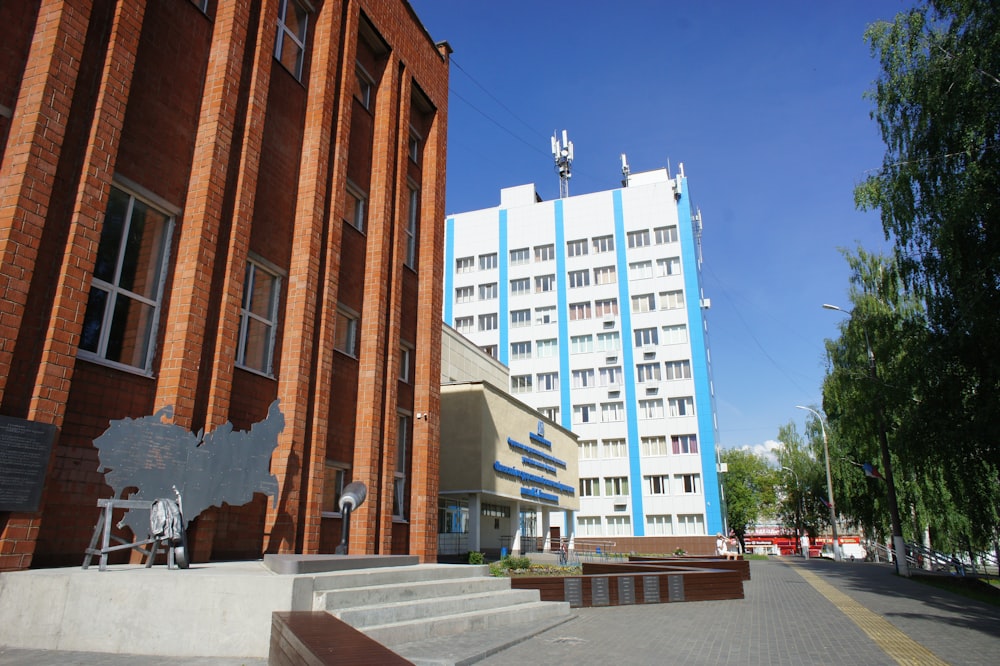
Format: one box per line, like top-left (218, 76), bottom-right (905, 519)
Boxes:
top-left (642, 575), bottom-right (660, 603)
top-left (591, 576), bottom-right (610, 606)
top-left (618, 576), bottom-right (635, 605)
top-left (564, 577), bottom-right (583, 607)
top-left (668, 574), bottom-right (685, 602)
top-left (0, 416), bottom-right (58, 512)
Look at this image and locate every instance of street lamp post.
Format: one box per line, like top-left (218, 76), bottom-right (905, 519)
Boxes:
top-left (781, 466), bottom-right (803, 556)
top-left (795, 405), bottom-right (840, 562)
top-left (823, 304), bottom-right (909, 576)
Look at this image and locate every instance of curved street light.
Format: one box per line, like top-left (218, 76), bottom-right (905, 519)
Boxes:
top-left (823, 303), bottom-right (909, 576)
top-left (795, 405), bottom-right (840, 561)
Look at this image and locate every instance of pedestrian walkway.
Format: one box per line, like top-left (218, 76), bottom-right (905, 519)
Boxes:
top-left (1, 557), bottom-right (998, 665)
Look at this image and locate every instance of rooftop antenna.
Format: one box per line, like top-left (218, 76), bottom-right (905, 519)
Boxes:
top-left (551, 130), bottom-right (574, 198)
top-left (621, 153), bottom-right (630, 187)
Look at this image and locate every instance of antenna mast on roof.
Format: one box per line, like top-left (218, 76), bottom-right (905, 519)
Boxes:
top-left (551, 130), bottom-right (574, 198)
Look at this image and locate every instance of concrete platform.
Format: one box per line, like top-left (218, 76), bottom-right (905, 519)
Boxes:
top-left (263, 553), bottom-right (418, 574)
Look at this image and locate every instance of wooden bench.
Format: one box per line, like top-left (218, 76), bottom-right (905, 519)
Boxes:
top-left (269, 612), bottom-right (412, 665)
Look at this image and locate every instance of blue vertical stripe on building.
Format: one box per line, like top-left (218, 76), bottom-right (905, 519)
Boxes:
top-left (675, 177), bottom-right (723, 535)
top-left (553, 200), bottom-right (572, 430)
top-left (498, 209), bottom-right (509, 366)
top-left (612, 190), bottom-right (645, 535)
top-left (444, 216), bottom-right (455, 325)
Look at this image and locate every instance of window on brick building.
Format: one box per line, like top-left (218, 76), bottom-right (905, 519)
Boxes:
top-left (334, 306), bottom-right (359, 357)
top-left (399, 344), bottom-right (412, 383)
top-left (404, 186), bottom-right (419, 268)
top-left (79, 184), bottom-right (173, 374)
top-left (275, 0), bottom-right (309, 80)
top-left (394, 413), bottom-right (410, 519)
top-left (236, 256), bottom-right (282, 377)
top-left (321, 462), bottom-right (349, 515)
top-left (344, 182), bottom-right (367, 232)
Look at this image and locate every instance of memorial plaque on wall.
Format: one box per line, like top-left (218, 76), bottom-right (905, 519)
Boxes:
top-left (591, 576), bottom-right (610, 606)
top-left (0, 416), bottom-right (58, 512)
top-left (642, 575), bottom-right (660, 603)
top-left (564, 577), bottom-right (583, 607)
top-left (668, 574), bottom-right (685, 602)
top-left (618, 576), bottom-right (636, 605)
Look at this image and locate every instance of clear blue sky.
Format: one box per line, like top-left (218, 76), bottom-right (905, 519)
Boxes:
top-left (410, 0), bottom-right (905, 457)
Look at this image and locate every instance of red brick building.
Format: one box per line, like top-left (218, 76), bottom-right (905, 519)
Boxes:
top-left (0, 0), bottom-right (449, 570)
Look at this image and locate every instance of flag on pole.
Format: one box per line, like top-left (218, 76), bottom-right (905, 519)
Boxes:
top-left (862, 463), bottom-right (884, 479)
top-left (820, 496), bottom-right (832, 509)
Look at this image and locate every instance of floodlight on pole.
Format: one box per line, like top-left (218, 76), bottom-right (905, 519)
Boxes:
top-left (824, 304), bottom-right (909, 576)
top-left (795, 405), bottom-right (840, 561)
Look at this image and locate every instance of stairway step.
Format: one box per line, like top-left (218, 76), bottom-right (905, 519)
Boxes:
top-left (310, 564), bottom-right (488, 595)
top-left (334, 588), bottom-right (541, 627)
top-left (359, 600), bottom-right (572, 647)
top-left (320, 575), bottom-right (512, 610)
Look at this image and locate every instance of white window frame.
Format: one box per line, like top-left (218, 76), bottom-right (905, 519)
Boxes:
top-left (236, 255), bottom-right (283, 377)
top-left (627, 229), bottom-right (650, 248)
top-left (510, 277), bottom-right (530, 296)
top-left (509, 247), bottom-right (530, 265)
top-left (534, 244), bottom-right (555, 262)
top-left (668, 396), bottom-right (695, 417)
top-left (456, 256), bottom-right (474, 273)
top-left (569, 269), bottom-right (590, 288)
top-left (655, 225), bottom-right (679, 244)
top-left (478, 313), bottom-right (498, 331)
top-left (404, 185), bottom-right (418, 268)
top-left (537, 372), bottom-right (558, 391)
top-left (594, 265), bottom-right (616, 285)
top-left (593, 235), bottom-right (614, 253)
top-left (478, 283), bottom-right (497, 300)
top-left (641, 436), bottom-right (668, 457)
top-left (567, 238), bottom-right (588, 256)
top-left (455, 285), bottom-right (474, 303)
top-left (510, 309), bottom-right (531, 327)
top-left (536, 338), bottom-right (557, 357)
top-left (334, 306), bottom-right (360, 357)
top-left (479, 253), bottom-right (498, 270)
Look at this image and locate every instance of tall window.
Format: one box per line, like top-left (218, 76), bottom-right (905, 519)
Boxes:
top-left (579, 440), bottom-right (598, 460)
top-left (655, 225), bottom-right (678, 244)
top-left (399, 344), bottom-right (412, 382)
top-left (334, 307), bottom-right (359, 357)
top-left (322, 463), bottom-right (348, 514)
top-left (80, 185), bottom-right (173, 373)
top-left (355, 64), bottom-right (373, 110)
top-left (275, 0), bottom-right (308, 80)
top-left (404, 186), bottom-right (418, 268)
top-left (394, 414), bottom-right (409, 518)
top-left (605, 476), bottom-right (629, 496)
top-left (672, 434), bottom-right (699, 454)
top-left (237, 258), bottom-right (281, 376)
top-left (627, 229), bottom-right (650, 248)
top-left (344, 182), bottom-right (367, 231)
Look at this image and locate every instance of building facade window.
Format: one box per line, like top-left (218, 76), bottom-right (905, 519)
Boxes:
top-left (594, 265), bottom-right (616, 285)
top-left (540, 406), bottom-right (559, 421)
top-left (399, 344), bottom-right (412, 382)
top-left (599, 366), bottom-right (622, 386)
top-left (573, 404), bottom-right (596, 423)
top-left (638, 398), bottom-right (664, 419)
top-left (479, 253), bottom-right (498, 270)
top-left (605, 476), bottom-right (629, 496)
top-left (595, 298), bottom-right (618, 317)
top-left (646, 475), bottom-right (669, 495)
top-left (537, 372), bottom-right (558, 391)
top-left (604, 438), bottom-right (626, 457)
top-left (636, 362), bottom-right (661, 383)
top-left (355, 64), bottom-right (373, 110)
top-left (478, 313), bottom-right (498, 331)
top-left (480, 344), bottom-right (497, 358)
top-left (535, 306), bottom-right (557, 324)
top-left (641, 436), bottom-right (668, 456)
top-left (569, 302), bottom-right (592, 320)
top-left (567, 238), bottom-right (588, 256)
top-left (322, 462), bottom-right (348, 515)
top-left (344, 182), bottom-right (367, 231)
top-left (570, 335), bottom-right (593, 354)
top-left (606, 515), bottom-right (631, 536)
top-left (629, 260), bottom-right (653, 280)
top-left (601, 402), bottom-right (625, 422)
top-left (672, 434), bottom-right (699, 454)
top-left (655, 225), bottom-right (678, 244)
top-left (456, 285), bottom-right (474, 303)
top-left (572, 368), bottom-right (595, 388)
top-left (510, 309), bottom-right (531, 327)
top-left (632, 293), bottom-right (655, 313)
top-left (456, 256), bottom-right (474, 273)
top-left (579, 478), bottom-right (600, 497)
top-left (569, 269), bottom-right (590, 288)
top-left (662, 323), bottom-right (688, 344)
top-left (535, 274), bottom-right (555, 292)
top-left (677, 514), bottom-right (705, 534)
top-left (646, 514), bottom-right (673, 535)
top-left (394, 413), bottom-right (409, 518)
top-left (510, 247), bottom-right (530, 265)
top-left (596, 331), bottom-right (620, 351)
top-left (511, 374), bottom-right (532, 393)
top-left (79, 185), bottom-right (173, 373)
top-left (678, 473), bottom-right (701, 494)
top-left (510, 341), bottom-right (531, 360)
top-left (665, 360), bottom-right (692, 380)
top-left (534, 244), bottom-right (555, 262)
top-left (479, 283), bottom-right (497, 300)
top-left (668, 396), bottom-right (695, 417)
top-left (634, 327), bottom-right (658, 347)
top-left (275, 0), bottom-right (309, 79)
top-left (627, 229), bottom-right (650, 248)
top-left (536, 338), bottom-right (557, 357)
top-left (593, 235), bottom-right (614, 253)
top-left (454, 316), bottom-right (473, 333)
top-left (577, 516), bottom-right (601, 536)
top-left (334, 307), bottom-right (359, 357)
top-left (657, 256), bottom-right (681, 276)
top-left (404, 186), bottom-right (419, 268)
top-left (579, 440), bottom-right (598, 460)
top-left (510, 277), bottom-right (530, 296)
top-left (236, 257), bottom-right (281, 377)
top-left (660, 289), bottom-right (685, 310)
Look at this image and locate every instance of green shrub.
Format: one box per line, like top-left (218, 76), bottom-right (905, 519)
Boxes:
top-left (467, 551), bottom-right (485, 565)
top-left (673, 548), bottom-right (687, 556)
top-left (488, 561), bottom-right (507, 577)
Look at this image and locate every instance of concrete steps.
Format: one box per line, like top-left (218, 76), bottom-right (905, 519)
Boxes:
top-left (313, 563), bottom-right (571, 652)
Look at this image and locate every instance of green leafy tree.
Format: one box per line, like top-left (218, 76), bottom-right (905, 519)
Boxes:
top-left (856, 0), bottom-right (1000, 549)
top-left (775, 422), bottom-right (827, 539)
top-left (720, 448), bottom-right (778, 546)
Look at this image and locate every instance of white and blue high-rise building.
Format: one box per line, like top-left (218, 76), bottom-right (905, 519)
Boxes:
top-left (443, 164), bottom-right (723, 540)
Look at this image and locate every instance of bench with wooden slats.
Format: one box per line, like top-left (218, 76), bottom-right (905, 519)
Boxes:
top-left (269, 611), bottom-right (413, 665)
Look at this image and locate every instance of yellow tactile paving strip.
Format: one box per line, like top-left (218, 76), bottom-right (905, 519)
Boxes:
top-left (789, 563), bottom-right (949, 666)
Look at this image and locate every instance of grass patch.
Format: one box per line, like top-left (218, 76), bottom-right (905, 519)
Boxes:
top-left (912, 574), bottom-right (1000, 607)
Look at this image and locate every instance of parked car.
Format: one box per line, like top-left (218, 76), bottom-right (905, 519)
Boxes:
top-left (820, 543), bottom-right (867, 561)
